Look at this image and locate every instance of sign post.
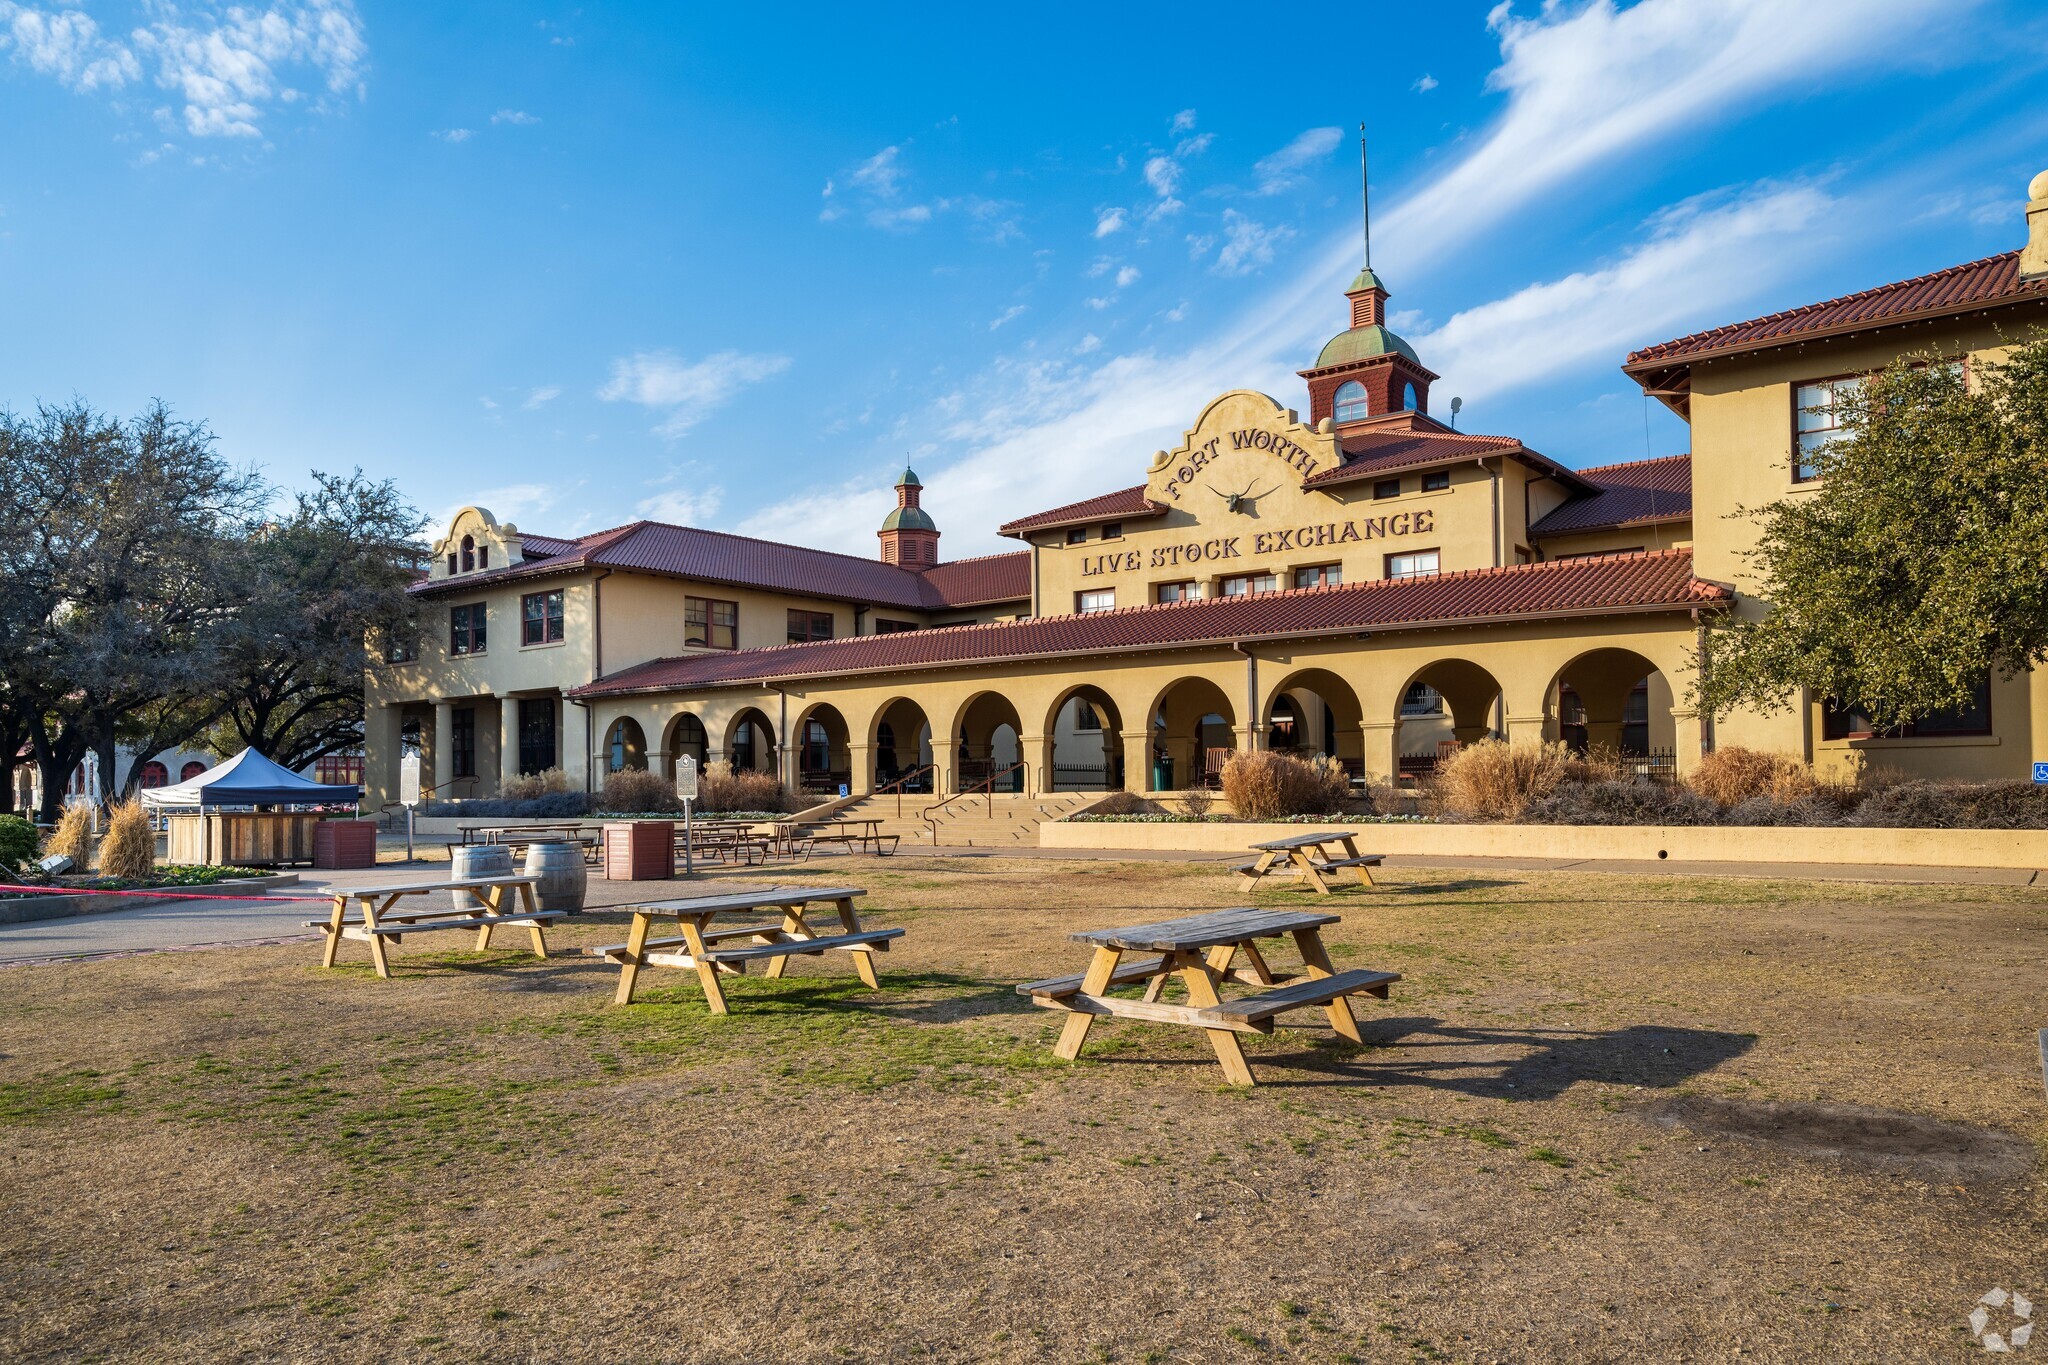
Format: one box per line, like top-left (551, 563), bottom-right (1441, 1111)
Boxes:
top-left (399, 747), bottom-right (422, 863)
top-left (677, 756), bottom-right (698, 877)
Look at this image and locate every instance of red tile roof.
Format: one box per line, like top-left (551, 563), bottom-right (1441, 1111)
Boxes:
top-left (572, 549), bottom-right (1725, 697)
top-left (1626, 250), bottom-right (2048, 370)
top-left (998, 484), bottom-right (1168, 536)
top-left (411, 522), bottom-right (1029, 611)
top-left (1305, 428), bottom-right (1574, 490)
top-left (1529, 455), bottom-right (1692, 537)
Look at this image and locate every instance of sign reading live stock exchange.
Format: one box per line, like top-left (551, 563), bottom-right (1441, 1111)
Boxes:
top-left (1078, 509), bottom-right (1436, 578)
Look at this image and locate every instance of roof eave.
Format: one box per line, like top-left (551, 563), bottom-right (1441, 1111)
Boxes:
top-left (997, 503), bottom-right (1170, 539)
top-left (1623, 288), bottom-right (2048, 378)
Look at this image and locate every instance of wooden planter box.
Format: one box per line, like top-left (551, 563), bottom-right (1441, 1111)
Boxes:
top-left (166, 811), bottom-right (324, 867)
top-left (312, 820), bottom-right (379, 870)
top-left (605, 821), bottom-right (673, 881)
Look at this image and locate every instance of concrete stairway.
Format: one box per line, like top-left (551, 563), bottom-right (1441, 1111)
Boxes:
top-left (827, 791), bottom-right (1104, 848)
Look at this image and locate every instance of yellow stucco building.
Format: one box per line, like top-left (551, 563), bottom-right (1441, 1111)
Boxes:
top-left (364, 173), bottom-right (2048, 809)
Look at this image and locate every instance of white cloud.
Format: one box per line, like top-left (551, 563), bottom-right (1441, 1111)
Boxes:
top-left (435, 482), bottom-right (559, 540)
top-left (598, 349), bottom-right (792, 438)
top-left (822, 145), bottom-right (954, 231)
top-left (869, 203), bottom-right (932, 229)
top-left (848, 145), bottom-right (908, 197)
top-left (491, 108), bottom-right (538, 125)
top-left (1170, 108), bottom-right (1196, 133)
top-left (1075, 333), bottom-right (1101, 354)
top-left (1184, 233), bottom-right (1214, 260)
top-left (989, 304), bottom-right (1028, 330)
top-left (521, 385), bottom-right (560, 409)
top-left (0, 4), bottom-right (138, 89)
top-left (1143, 154), bottom-right (1179, 199)
top-left (1414, 183), bottom-right (1834, 405)
top-left (1093, 206), bottom-right (1127, 238)
top-left (1252, 126), bottom-right (1343, 196)
top-left (1115, 264), bottom-right (1141, 289)
top-left (636, 486), bottom-right (724, 525)
top-left (1413, 73), bottom-right (1438, 92)
top-left (1163, 301), bottom-right (1189, 323)
top-left (132, 0), bottom-right (368, 139)
top-left (435, 127), bottom-right (472, 142)
top-left (1084, 296), bottom-right (1113, 310)
top-left (1213, 210), bottom-right (1292, 276)
top-left (817, 178), bottom-right (841, 222)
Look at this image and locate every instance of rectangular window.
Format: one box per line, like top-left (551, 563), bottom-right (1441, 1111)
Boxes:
top-left (520, 589), bottom-right (564, 646)
top-left (874, 617), bottom-right (920, 633)
top-left (449, 603), bottom-right (486, 655)
top-left (314, 755), bottom-right (365, 785)
top-left (1421, 469), bottom-right (1451, 492)
top-left (1219, 572), bottom-right (1279, 597)
top-left (685, 597), bottom-right (738, 650)
top-left (1073, 699), bottom-right (1103, 731)
top-left (382, 632), bottom-right (418, 664)
top-left (450, 706), bottom-right (476, 779)
top-left (1794, 376), bottom-right (1861, 483)
top-left (1373, 478), bottom-right (1402, 500)
top-left (1076, 589), bottom-right (1116, 613)
top-left (787, 609), bottom-right (835, 643)
top-left (1292, 564), bottom-right (1342, 590)
top-left (1155, 580), bottom-right (1200, 603)
top-left (1385, 549), bottom-right (1441, 580)
top-left (1066, 527), bottom-right (1088, 544)
top-left (1101, 521), bottom-right (1123, 539)
top-left (1822, 680), bottom-right (1992, 740)
top-left (517, 698), bottom-right (557, 775)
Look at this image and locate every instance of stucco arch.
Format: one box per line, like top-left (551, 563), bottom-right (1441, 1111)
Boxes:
top-left (725, 707), bottom-right (776, 774)
top-left (1260, 667), bottom-right (1365, 767)
top-left (1547, 646), bottom-right (1672, 757)
top-left (1043, 683), bottom-right (1125, 791)
top-left (946, 690), bottom-right (1026, 792)
top-left (1149, 675), bottom-right (1237, 791)
top-left (662, 712), bottom-right (709, 774)
top-left (603, 716), bottom-right (648, 773)
top-left (793, 701), bottom-right (852, 795)
top-left (865, 696), bottom-right (936, 790)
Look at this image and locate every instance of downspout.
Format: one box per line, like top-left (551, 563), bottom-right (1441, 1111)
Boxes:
top-left (1692, 606), bottom-right (1715, 757)
top-left (576, 568), bottom-right (614, 795)
top-left (774, 685), bottom-right (790, 791)
top-left (1233, 642), bottom-right (1259, 752)
top-left (1479, 457), bottom-right (1502, 567)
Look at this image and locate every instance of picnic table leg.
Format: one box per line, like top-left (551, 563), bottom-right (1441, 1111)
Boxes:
top-left (1179, 946), bottom-right (1256, 1087)
top-left (613, 913), bottom-right (654, 1005)
top-left (1237, 850), bottom-right (1279, 886)
top-left (763, 905), bottom-right (806, 980)
top-left (1141, 965), bottom-right (1171, 1004)
top-left (1239, 939), bottom-right (1277, 984)
top-left (1292, 849), bottom-right (1333, 895)
top-left (833, 896), bottom-right (881, 990)
top-left (678, 915), bottom-right (729, 1014)
top-left (516, 882), bottom-right (548, 958)
top-left (471, 884), bottom-right (500, 952)
top-left (364, 895), bottom-right (395, 980)
top-left (320, 894), bottom-right (347, 969)
top-left (1336, 835), bottom-right (1376, 887)
top-left (1053, 947), bottom-right (1122, 1061)
top-left (1292, 928), bottom-right (1363, 1044)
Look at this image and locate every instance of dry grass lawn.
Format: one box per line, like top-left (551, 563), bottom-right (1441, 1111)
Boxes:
top-left (1, 857), bottom-right (2044, 1363)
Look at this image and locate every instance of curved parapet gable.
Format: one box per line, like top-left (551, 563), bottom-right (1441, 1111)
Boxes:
top-left (1144, 390), bottom-right (1340, 509)
top-left (427, 506), bottom-right (528, 581)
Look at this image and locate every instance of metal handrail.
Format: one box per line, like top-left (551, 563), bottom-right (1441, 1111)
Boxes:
top-left (872, 763), bottom-right (936, 817)
top-left (919, 761), bottom-right (1028, 842)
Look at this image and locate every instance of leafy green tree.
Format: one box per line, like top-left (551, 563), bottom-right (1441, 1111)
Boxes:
top-left (1697, 333), bottom-right (2048, 729)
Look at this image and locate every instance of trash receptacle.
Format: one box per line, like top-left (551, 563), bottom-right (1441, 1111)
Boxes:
top-left (1152, 756), bottom-right (1173, 791)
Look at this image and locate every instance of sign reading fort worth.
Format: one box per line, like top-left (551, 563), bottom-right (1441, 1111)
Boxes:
top-left (1079, 508), bottom-right (1436, 578)
top-left (1159, 426), bottom-right (1323, 500)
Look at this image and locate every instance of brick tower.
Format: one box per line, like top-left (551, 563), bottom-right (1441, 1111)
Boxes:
top-left (877, 466), bottom-right (940, 566)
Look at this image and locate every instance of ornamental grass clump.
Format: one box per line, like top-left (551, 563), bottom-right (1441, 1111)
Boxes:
top-left (1431, 738), bottom-right (1576, 822)
top-left (599, 767), bottom-right (677, 814)
top-left (1219, 750), bottom-right (1349, 821)
top-left (697, 761), bottom-right (788, 814)
top-left (44, 803), bottom-right (95, 870)
top-left (98, 799), bottom-right (156, 881)
top-left (1687, 746), bottom-right (1815, 807)
top-left (500, 767), bottom-right (573, 800)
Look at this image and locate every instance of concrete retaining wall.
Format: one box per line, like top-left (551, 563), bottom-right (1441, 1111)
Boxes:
top-left (1039, 819), bottom-right (2048, 871)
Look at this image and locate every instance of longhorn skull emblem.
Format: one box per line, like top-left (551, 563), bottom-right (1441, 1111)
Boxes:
top-left (1207, 478), bottom-right (1274, 514)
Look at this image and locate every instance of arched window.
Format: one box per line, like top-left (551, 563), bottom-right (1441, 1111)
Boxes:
top-left (140, 761), bottom-right (169, 788)
top-left (1333, 381), bottom-right (1370, 423)
top-left (1401, 381), bottom-right (1419, 412)
top-left (802, 719), bottom-right (832, 774)
top-left (605, 718), bottom-right (646, 773)
top-left (460, 535), bottom-right (476, 573)
top-left (181, 761), bottom-right (208, 782)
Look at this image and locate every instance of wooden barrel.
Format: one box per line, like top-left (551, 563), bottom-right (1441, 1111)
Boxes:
top-left (523, 839), bottom-right (587, 913)
top-left (449, 844), bottom-right (514, 909)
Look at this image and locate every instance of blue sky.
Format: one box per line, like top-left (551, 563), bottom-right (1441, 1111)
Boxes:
top-left (2, 0), bottom-right (2045, 559)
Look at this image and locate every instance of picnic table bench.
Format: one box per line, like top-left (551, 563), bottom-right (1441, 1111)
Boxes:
top-left (1018, 908), bottom-right (1398, 1086)
top-left (304, 875), bottom-right (558, 979)
top-left (1232, 830), bottom-right (1382, 894)
top-left (589, 885), bottom-right (903, 1011)
top-left (798, 818), bottom-right (899, 856)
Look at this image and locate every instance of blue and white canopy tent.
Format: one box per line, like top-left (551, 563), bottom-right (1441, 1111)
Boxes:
top-left (140, 748), bottom-right (361, 808)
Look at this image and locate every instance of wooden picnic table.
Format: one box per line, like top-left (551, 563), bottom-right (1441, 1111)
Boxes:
top-left (589, 885), bottom-right (904, 1011)
top-left (1017, 908), bottom-right (1399, 1087)
top-left (453, 823), bottom-right (603, 865)
top-left (304, 875), bottom-right (557, 979)
top-left (799, 817), bottom-right (898, 856)
top-left (1233, 830), bottom-right (1382, 895)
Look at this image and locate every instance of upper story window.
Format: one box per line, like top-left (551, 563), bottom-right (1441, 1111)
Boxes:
top-left (1385, 549), bottom-right (1440, 580)
top-left (1066, 527), bottom-right (1088, 545)
top-left (1334, 381), bottom-right (1370, 422)
top-left (1102, 522), bottom-right (1123, 539)
top-left (1156, 580), bottom-right (1200, 603)
top-left (787, 609), bottom-right (834, 643)
top-left (1794, 377), bottom-right (1860, 483)
top-left (1823, 679), bottom-right (1991, 740)
top-left (181, 760), bottom-right (207, 782)
top-left (1219, 572), bottom-right (1278, 597)
top-left (1373, 478), bottom-right (1401, 500)
top-left (140, 761), bottom-right (168, 788)
top-left (383, 630), bottom-right (419, 664)
top-left (521, 589), bottom-right (564, 646)
top-left (460, 535), bottom-right (476, 572)
top-left (1402, 381), bottom-right (1419, 412)
top-left (1421, 469), bottom-right (1450, 492)
top-left (1292, 564), bottom-right (1342, 589)
top-left (875, 618), bottom-right (920, 633)
top-left (1076, 589), bottom-right (1116, 613)
top-left (449, 603), bottom-right (487, 656)
top-left (446, 552), bottom-right (457, 575)
top-left (685, 596), bottom-right (738, 650)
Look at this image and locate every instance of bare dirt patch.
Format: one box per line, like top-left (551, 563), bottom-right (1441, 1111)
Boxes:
top-left (0, 857), bottom-right (2044, 1363)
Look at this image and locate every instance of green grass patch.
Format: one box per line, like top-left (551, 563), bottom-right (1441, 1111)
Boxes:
top-left (0, 1069), bottom-right (126, 1124)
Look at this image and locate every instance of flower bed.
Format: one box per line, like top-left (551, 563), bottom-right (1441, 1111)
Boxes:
top-left (0, 864), bottom-right (266, 900)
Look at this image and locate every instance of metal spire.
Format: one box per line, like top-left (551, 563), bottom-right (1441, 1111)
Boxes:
top-left (1359, 123), bottom-right (1371, 271)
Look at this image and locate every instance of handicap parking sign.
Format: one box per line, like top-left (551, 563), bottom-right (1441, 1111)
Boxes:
top-left (2033, 761), bottom-right (2048, 784)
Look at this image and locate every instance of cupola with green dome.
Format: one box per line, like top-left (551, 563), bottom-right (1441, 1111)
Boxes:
top-left (877, 465), bottom-right (941, 566)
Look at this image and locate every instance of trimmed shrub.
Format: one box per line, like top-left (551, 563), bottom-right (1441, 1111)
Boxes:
top-left (1850, 780), bottom-right (1963, 828)
top-left (697, 761), bottom-right (788, 814)
top-left (1089, 790), bottom-right (1161, 817)
top-left (1953, 780), bottom-right (2048, 829)
top-left (1432, 738), bottom-right (1576, 822)
top-left (599, 768), bottom-right (677, 814)
top-left (1722, 794), bottom-right (1846, 827)
top-left (1177, 788), bottom-right (1217, 819)
top-left (45, 804), bottom-right (95, 869)
top-left (1219, 750), bottom-right (1348, 821)
top-left (421, 792), bottom-right (594, 819)
top-left (1689, 747), bottom-right (1797, 806)
top-left (500, 767), bottom-right (573, 801)
top-left (98, 799), bottom-right (156, 881)
top-left (1521, 780), bottom-right (1720, 826)
top-left (0, 814), bottom-right (38, 870)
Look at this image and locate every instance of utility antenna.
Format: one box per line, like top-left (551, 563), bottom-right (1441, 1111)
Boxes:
top-left (1358, 123), bottom-right (1372, 270)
